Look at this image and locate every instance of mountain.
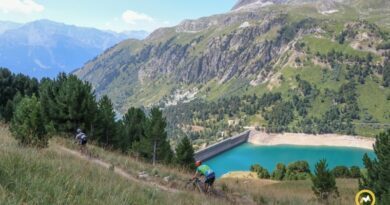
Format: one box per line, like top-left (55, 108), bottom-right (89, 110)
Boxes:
top-left (74, 0), bottom-right (390, 138)
top-left (121, 30), bottom-right (149, 40)
top-left (0, 19), bottom-right (148, 78)
top-left (0, 21), bottom-right (22, 34)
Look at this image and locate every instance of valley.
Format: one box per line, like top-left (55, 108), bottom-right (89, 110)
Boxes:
top-left (74, 0), bottom-right (390, 147)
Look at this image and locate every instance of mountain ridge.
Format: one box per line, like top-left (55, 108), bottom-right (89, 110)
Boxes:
top-left (0, 19), bottom-right (149, 78)
top-left (74, 0), bottom-right (390, 137)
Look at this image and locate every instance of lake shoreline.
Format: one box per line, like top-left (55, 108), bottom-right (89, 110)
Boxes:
top-left (248, 131), bottom-right (375, 150)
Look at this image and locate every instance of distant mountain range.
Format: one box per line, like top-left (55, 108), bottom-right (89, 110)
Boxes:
top-left (0, 19), bottom-right (149, 78)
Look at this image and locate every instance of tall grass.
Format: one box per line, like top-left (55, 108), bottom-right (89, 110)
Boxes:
top-left (0, 125), bottom-right (227, 205)
top-left (218, 178), bottom-right (359, 205)
top-left (1, 124), bottom-right (362, 204)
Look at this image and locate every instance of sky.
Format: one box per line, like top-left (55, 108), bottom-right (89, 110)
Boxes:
top-left (0, 0), bottom-right (238, 32)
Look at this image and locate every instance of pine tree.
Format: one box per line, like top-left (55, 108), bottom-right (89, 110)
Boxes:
top-left (94, 96), bottom-right (117, 147)
top-left (311, 159), bottom-right (339, 202)
top-left (119, 107), bottom-right (147, 153)
top-left (271, 163), bottom-right (286, 180)
top-left (40, 73), bottom-right (97, 134)
top-left (0, 68), bottom-right (39, 122)
top-left (175, 136), bottom-right (195, 169)
top-left (10, 95), bottom-right (48, 148)
top-left (360, 130), bottom-right (390, 204)
top-left (133, 107), bottom-right (173, 165)
top-left (0, 68), bottom-right (15, 120)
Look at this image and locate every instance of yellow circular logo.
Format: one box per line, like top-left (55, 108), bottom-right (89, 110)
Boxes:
top-left (355, 189), bottom-right (376, 205)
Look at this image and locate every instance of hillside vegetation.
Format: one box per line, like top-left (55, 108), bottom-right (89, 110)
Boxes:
top-left (74, 0), bottom-right (390, 144)
top-left (0, 124), bottom-right (229, 205)
top-left (0, 124), bottom-right (368, 205)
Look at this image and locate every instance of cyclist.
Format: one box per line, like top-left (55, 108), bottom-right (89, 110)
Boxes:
top-left (193, 160), bottom-right (215, 193)
top-left (75, 128), bottom-right (87, 154)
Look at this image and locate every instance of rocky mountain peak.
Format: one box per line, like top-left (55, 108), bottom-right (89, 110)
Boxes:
top-left (231, 0), bottom-right (344, 12)
top-left (232, 0), bottom-right (285, 11)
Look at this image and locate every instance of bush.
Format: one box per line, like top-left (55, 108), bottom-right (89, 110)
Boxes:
top-left (271, 163), bottom-right (286, 180)
top-left (10, 95), bottom-right (48, 148)
top-left (332, 166), bottom-right (351, 178)
top-left (250, 164), bottom-right (270, 179)
top-left (286, 160), bottom-right (311, 180)
top-left (350, 166), bottom-right (361, 178)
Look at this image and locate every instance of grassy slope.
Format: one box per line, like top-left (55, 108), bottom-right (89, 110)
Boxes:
top-left (0, 125), bottom-right (226, 205)
top-left (220, 178), bottom-right (359, 205)
top-left (0, 125), bottom-right (364, 205)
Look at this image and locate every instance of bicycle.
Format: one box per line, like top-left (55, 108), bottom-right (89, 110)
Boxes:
top-left (74, 139), bottom-right (93, 158)
top-left (185, 177), bottom-right (227, 199)
top-left (185, 177), bottom-right (206, 194)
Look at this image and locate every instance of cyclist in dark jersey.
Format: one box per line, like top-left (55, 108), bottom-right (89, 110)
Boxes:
top-left (75, 128), bottom-right (87, 154)
top-left (193, 160), bottom-right (215, 193)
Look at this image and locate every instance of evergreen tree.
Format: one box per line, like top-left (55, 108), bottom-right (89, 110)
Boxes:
top-left (0, 68), bottom-right (15, 120)
top-left (271, 163), bottom-right (286, 180)
top-left (250, 164), bottom-right (270, 179)
top-left (133, 107), bottom-right (173, 165)
top-left (40, 73), bottom-right (97, 134)
top-left (0, 68), bottom-right (39, 122)
top-left (384, 63), bottom-right (390, 87)
top-left (94, 96), bottom-right (117, 147)
top-left (332, 166), bottom-right (351, 178)
top-left (350, 166), bottom-right (361, 178)
top-left (175, 136), bottom-right (195, 169)
top-left (311, 159), bottom-right (339, 202)
top-left (119, 107), bottom-right (147, 153)
top-left (10, 95), bottom-right (48, 148)
top-left (359, 130), bottom-right (390, 204)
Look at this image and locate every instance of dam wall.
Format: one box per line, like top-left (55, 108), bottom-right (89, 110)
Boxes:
top-left (194, 131), bottom-right (250, 162)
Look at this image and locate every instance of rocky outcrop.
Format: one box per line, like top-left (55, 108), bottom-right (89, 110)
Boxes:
top-left (74, 0), bottom-right (388, 110)
top-left (138, 16), bottom-right (289, 84)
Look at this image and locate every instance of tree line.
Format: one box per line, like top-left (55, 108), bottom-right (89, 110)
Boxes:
top-left (1, 68), bottom-right (195, 169)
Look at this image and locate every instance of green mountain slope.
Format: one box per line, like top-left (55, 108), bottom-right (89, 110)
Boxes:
top-left (74, 0), bottom-right (390, 139)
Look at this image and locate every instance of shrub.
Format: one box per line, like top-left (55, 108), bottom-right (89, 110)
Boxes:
top-left (271, 163), bottom-right (286, 180)
top-left (350, 166), bottom-right (361, 178)
top-left (250, 164), bottom-right (270, 179)
top-left (286, 160), bottom-right (311, 180)
top-left (10, 95), bottom-right (48, 148)
top-left (332, 166), bottom-right (351, 178)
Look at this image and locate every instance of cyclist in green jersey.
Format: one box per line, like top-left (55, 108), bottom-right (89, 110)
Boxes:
top-left (193, 160), bottom-right (216, 193)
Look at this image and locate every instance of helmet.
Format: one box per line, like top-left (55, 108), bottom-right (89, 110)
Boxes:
top-left (195, 160), bottom-right (202, 167)
top-left (77, 128), bottom-right (82, 133)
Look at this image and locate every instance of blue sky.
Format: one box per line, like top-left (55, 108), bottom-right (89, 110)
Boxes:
top-left (0, 0), bottom-right (237, 32)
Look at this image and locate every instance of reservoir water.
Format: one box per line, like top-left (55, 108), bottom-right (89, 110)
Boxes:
top-left (204, 143), bottom-right (375, 178)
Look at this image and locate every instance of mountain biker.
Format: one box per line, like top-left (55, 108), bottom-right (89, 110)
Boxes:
top-left (193, 160), bottom-right (215, 193)
top-left (75, 128), bottom-right (87, 153)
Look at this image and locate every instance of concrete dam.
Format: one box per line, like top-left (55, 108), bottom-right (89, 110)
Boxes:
top-left (194, 130), bottom-right (250, 162)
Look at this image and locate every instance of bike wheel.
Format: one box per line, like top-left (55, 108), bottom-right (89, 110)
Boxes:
top-left (195, 182), bottom-right (205, 194)
top-left (184, 181), bottom-right (195, 191)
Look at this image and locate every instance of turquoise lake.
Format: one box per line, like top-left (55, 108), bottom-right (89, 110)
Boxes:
top-left (204, 143), bottom-right (375, 178)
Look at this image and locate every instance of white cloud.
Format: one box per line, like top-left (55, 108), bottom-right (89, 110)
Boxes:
top-left (101, 10), bottom-right (173, 32)
top-left (0, 0), bottom-right (44, 14)
top-left (122, 10), bottom-right (154, 25)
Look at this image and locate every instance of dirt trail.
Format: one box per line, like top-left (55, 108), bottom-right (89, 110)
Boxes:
top-left (57, 146), bottom-right (180, 193)
top-left (56, 146), bottom-right (256, 204)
